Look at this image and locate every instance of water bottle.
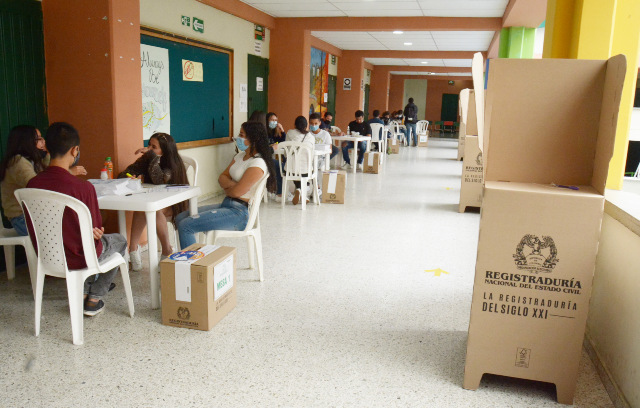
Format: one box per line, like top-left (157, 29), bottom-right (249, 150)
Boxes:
top-left (100, 168), bottom-right (109, 180)
top-left (105, 157), bottom-right (114, 179)
top-left (347, 126), bottom-right (350, 135)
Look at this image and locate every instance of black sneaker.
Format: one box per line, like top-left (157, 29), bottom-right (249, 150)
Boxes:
top-left (84, 299), bottom-right (105, 316)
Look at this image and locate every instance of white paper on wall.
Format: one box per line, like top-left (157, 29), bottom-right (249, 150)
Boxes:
top-left (141, 44), bottom-right (170, 141)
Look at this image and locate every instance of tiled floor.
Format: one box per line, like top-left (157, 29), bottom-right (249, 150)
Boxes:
top-left (0, 139), bottom-right (614, 407)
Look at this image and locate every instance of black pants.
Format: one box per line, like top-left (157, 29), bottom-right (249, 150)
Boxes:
top-left (294, 173), bottom-right (309, 189)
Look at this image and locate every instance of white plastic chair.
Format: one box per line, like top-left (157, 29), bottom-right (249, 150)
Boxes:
top-left (277, 141), bottom-right (320, 210)
top-left (14, 188), bottom-right (134, 345)
top-left (417, 120), bottom-right (430, 136)
top-left (204, 175), bottom-right (268, 281)
top-left (0, 223), bottom-right (37, 296)
top-left (390, 121), bottom-right (406, 146)
top-left (330, 126), bottom-right (342, 134)
top-left (369, 123), bottom-right (387, 159)
top-left (168, 154), bottom-right (199, 251)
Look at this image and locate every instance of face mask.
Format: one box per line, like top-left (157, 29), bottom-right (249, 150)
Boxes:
top-left (268, 121), bottom-right (277, 129)
top-left (71, 150), bottom-right (80, 167)
top-left (40, 149), bottom-right (48, 159)
top-left (235, 137), bottom-right (249, 151)
top-left (310, 125), bottom-right (320, 132)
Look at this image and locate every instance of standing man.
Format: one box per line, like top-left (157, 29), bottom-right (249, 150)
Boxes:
top-left (342, 110), bottom-right (371, 171)
top-left (403, 97), bottom-right (419, 146)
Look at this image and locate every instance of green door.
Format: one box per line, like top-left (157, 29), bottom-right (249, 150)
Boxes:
top-left (364, 84), bottom-right (370, 120)
top-left (247, 54), bottom-right (269, 114)
top-left (441, 94), bottom-right (459, 122)
top-left (0, 0), bottom-right (48, 158)
top-left (327, 75), bottom-right (336, 125)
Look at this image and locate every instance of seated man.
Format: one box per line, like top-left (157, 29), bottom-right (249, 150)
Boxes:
top-left (27, 122), bottom-right (127, 316)
top-left (342, 110), bottom-right (371, 171)
top-left (319, 111), bottom-right (333, 130)
top-left (310, 113), bottom-right (339, 164)
top-left (368, 110), bottom-right (386, 148)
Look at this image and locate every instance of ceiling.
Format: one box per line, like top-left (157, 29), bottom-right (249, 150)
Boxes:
top-left (238, 0), bottom-right (516, 74)
top-left (238, 0), bottom-right (510, 18)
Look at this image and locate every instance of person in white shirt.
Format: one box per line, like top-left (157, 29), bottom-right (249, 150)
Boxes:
top-left (175, 122), bottom-right (275, 247)
top-left (284, 116), bottom-right (315, 205)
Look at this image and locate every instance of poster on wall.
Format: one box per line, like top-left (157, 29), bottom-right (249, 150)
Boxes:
top-left (309, 47), bottom-right (329, 115)
top-left (141, 44), bottom-right (170, 140)
top-left (182, 59), bottom-right (203, 82)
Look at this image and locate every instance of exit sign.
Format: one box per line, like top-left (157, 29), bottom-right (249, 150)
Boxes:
top-left (193, 17), bottom-right (204, 33)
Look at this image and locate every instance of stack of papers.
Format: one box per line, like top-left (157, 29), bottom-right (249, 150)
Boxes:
top-left (90, 178), bottom-right (143, 197)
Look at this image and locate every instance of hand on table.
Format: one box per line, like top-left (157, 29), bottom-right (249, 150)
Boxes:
top-left (93, 227), bottom-right (104, 241)
top-left (70, 165), bottom-right (87, 176)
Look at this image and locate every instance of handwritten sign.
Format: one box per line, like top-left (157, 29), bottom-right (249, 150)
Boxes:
top-left (141, 44), bottom-right (170, 140)
top-left (182, 59), bottom-right (203, 82)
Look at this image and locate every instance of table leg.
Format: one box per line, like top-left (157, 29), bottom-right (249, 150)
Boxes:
top-left (352, 142), bottom-right (357, 174)
top-left (117, 210), bottom-right (127, 242)
top-left (145, 211), bottom-right (160, 309)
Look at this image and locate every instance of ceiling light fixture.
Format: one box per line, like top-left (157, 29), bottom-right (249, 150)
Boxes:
top-left (404, 42), bottom-right (412, 46)
top-left (421, 61), bottom-right (428, 64)
top-left (393, 31), bottom-right (403, 34)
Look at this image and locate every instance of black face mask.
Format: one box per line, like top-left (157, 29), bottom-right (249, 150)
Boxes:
top-left (39, 149), bottom-right (47, 159)
top-left (71, 150), bottom-right (80, 167)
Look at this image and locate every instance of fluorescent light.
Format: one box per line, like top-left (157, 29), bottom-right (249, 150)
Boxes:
top-left (393, 31), bottom-right (403, 34)
top-left (404, 42), bottom-right (412, 46)
top-left (421, 61), bottom-right (428, 64)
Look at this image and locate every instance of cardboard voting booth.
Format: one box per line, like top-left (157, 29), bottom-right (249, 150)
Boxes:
top-left (321, 170), bottom-right (346, 203)
top-left (161, 244), bottom-right (237, 331)
top-left (459, 135), bottom-right (483, 212)
top-left (463, 54), bottom-right (627, 405)
top-left (459, 89), bottom-right (483, 212)
top-left (363, 152), bottom-right (382, 174)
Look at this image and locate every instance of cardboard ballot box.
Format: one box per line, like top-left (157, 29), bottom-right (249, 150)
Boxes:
top-left (458, 135), bottom-right (483, 212)
top-left (321, 170), bottom-right (346, 203)
top-left (463, 55), bottom-right (626, 405)
top-left (363, 152), bottom-right (382, 174)
top-left (161, 244), bottom-right (237, 331)
top-left (388, 137), bottom-right (400, 154)
top-left (417, 132), bottom-right (429, 147)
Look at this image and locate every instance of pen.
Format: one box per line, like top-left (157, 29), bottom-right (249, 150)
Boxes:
top-left (126, 173), bottom-right (134, 178)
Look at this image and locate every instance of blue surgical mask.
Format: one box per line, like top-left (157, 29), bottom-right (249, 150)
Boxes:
top-left (310, 125), bottom-right (320, 132)
top-left (268, 121), bottom-right (277, 129)
top-left (234, 137), bottom-right (249, 151)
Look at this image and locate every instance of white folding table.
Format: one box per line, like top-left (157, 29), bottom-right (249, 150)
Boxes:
top-left (330, 135), bottom-right (372, 173)
top-left (98, 185), bottom-right (201, 309)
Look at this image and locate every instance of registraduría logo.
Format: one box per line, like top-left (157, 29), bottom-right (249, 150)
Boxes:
top-left (513, 235), bottom-right (559, 273)
top-left (177, 307), bottom-right (191, 320)
top-left (476, 152), bottom-right (483, 166)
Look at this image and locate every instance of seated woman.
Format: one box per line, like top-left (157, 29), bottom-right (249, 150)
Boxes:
top-left (0, 125), bottom-right (86, 236)
top-left (285, 116), bottom-right (315, 205)
top-left (175, 122), bottom-right (275, 248)
top-left (266, 112), bottom-right (286, 201)
top-left (118, 133), bottom-right (188, 269)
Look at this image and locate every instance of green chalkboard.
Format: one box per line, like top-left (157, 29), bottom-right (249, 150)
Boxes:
top-left (141, 29), bottom-right (232, 146)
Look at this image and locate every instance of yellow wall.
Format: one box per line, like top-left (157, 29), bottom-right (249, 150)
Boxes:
top-left (140, 0), bottom-right (270, 198)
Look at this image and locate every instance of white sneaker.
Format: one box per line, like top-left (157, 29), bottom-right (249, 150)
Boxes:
top-left (129, 247), bottom-right (142, 271)
top-left (287, 192), bottom-right (294, 202)
top-left (357, 163), bottom-right (364, 171)
top-left (341, 162), bottom-right (351, 169)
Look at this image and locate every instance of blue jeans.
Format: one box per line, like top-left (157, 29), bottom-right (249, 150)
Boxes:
top-left (405, 123), bottom-right (417, 146)
top-left (342, 141), bottom-right (367, 165)
top-left (175, 197), bottom-right (249, 248)
top-left (330, 144), bottom-right (339, 159)
top-left (10, 215), bottom-right (28, 236)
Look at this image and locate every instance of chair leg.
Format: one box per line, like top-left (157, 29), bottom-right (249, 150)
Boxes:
top-left (281, 176), bottom-right (287, 209)
top-left (66, 274), bottom-right (85, 345)
top-left (253, 229), bottom-right (264, 282)
top-left (34, 269), bottom-right (45, 337)
top-left (312, 177), bottom-right (320, 206)
top-left (4, 245), bottom-right (15, 280)
top-left (247, 235), bottom-right (255, 269)
top-left (301, 179), bottom-right (307, 211)
top-left (119, 262), bottom-right (135, 318)
top-left (23, 243), bottom-right (38, 299)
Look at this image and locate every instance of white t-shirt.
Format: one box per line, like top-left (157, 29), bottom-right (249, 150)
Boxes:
top-left (285, 129), bottom-right (315, 173)
top-left (229, 151), bottom-right (268, 200)
top-left (311, 129), bottom-right (332, 145)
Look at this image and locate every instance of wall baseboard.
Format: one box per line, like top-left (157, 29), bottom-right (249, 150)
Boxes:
top-left (583, 334), bottom-right (631, 408)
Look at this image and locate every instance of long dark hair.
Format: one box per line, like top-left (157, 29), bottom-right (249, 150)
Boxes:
top-left (294, 116), bottom-right (308, 134)
top-left (249, 110), bottom-right (267, 133)
top-left (150, 132), bottom-right (188, 219)
top-left (242, 121), bottom-right (276, 193)
top-left (0, 125), bottom-right (45, 181)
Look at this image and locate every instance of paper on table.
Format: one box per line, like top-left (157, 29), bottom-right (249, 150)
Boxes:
top-left (174, 245), bottom-right (220, 302)
top-left (90, 178), bottom-right (142, 197)
top-left (327, 171), bottom-right (338, 194)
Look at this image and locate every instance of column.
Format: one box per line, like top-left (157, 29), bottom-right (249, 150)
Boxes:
top-left (498, 27), bottom-right (536, 58)
top-left (544, 0), bottom-right (640, 189)
top-left (334, 51), bottom-right (365, 131)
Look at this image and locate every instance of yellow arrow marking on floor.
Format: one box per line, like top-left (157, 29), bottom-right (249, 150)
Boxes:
top-left (424, 268), bottom-right (450, 277)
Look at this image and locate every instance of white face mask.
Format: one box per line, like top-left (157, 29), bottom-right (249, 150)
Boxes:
top-left (268, 121), bottom-right (277, 129)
